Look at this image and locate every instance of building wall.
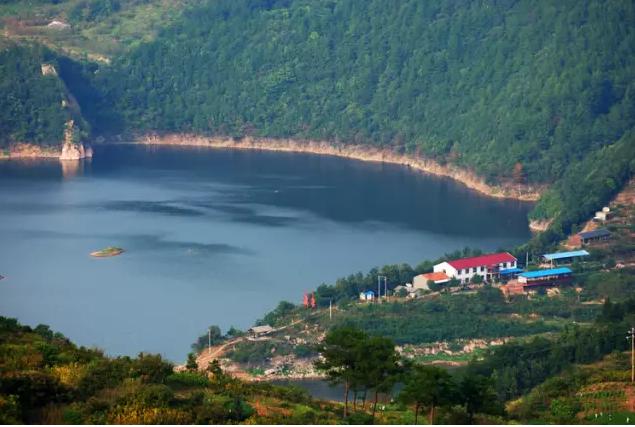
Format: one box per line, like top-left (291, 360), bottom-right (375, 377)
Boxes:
top-left (412, 275), bottom-right (430, 290)
top-left (433, 262), bottom-right (456, 277)
top-left (434, 260), bottom-right (517, 284)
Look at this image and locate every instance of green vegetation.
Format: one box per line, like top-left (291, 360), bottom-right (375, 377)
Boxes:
top-left (190, 325), bottom-right (223, 353)
top-left (0, 43), bottom-right (68, 147)
top-left (468, 297), bottom-right (635, 405)
top-left (88, 0), bottom-right (635, 242)
top-left (0, 0), bottom-right (194, 58)
top-left (1, 0), bottom-right (633, 243)
top-left (328, 286), bottom-right (592, 345)
top-left (0, 316), bottom-right (342, 424)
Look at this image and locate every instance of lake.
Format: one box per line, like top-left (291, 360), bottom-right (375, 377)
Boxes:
top-left (0, 144), bottom-right (531, 361)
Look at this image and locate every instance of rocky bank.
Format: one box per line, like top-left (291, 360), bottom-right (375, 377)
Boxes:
top-left (130, 133), bottom-right (543, 202)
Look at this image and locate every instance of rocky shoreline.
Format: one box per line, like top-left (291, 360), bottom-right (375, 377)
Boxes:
top-left (123, 133), bottom-right (543, 202)
top-left (2, 134), bottom-right (544, 202)
top-left (0, 142), bottom-right (93, 160)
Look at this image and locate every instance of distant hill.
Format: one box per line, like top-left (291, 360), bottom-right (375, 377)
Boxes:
top-left (1, 0), bottom-right (634, 244)
top-left (92, 0), bottom-right (635, 242)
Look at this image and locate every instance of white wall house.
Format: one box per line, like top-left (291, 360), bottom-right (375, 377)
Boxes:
top-left (433, 252), bottom-right (517, 284)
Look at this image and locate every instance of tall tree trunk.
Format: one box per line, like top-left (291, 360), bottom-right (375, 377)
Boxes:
top-left (353, 390), bottom-right (357, 411)
top-left (429, 404), bottom-right (435, 425)
top-left (414, 403), bottom-right (420, 425)
top-left (343, 382), bottom-right (350, 418)
top-left (362, 389), bottom-right (367, 409)
top-left (372, 389), bottom-right (379, 421)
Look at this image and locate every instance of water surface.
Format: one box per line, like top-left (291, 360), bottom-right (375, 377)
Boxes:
top-left (0, 145), bottom-right (531, 361)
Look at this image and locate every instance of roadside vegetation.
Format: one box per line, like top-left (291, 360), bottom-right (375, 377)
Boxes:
top-left (0, 317), bottom-right (342, 424)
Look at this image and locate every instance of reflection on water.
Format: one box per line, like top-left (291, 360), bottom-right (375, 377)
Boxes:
top-left (0, 145), bottom-right (532, 361)
top-left (271, 379), bottom-right (405, 403)
top-left (61, 159), bottom-right (85, 179)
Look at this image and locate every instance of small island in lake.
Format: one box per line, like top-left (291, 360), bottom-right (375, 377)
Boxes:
top-left (90, 246), bottom-right (124, 258)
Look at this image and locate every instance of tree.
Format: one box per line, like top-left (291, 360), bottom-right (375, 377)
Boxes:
top-left (191, 326), bottom-right (223, 352)
top-left (315, 327), bottom-right (368, 418)
top-left (355, 336), bottom-right (401, 421)
top-left (427, 279), bottom-right (442, 292)
top-left (470, 275), bottom-right (484, 285)
top-left (457, 372), bottom-right (502, 423)
top-left (399, 365), bottom-right (455, 424)
top-left (185, 353), bottom-right (198, 371)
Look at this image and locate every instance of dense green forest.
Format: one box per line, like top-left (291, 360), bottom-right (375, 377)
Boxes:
top-left (95, 0), bottom-right (635, 182)
top-left (0, 43), bottom-right (68, 148)
top-left (91, 0), bottom-right (635, 241)
top-left (1, 0), bottom-right (634, 240)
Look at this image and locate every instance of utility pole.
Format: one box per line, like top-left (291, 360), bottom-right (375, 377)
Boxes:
top-left (208, 327), bottom-right (212, 355)
top-left (378, 275), bottom-right (387, 302)
top-left (628, 327), bottom-right (635, 383)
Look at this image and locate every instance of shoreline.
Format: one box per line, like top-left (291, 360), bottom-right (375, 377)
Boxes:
top-left (3, 135), bottom-right (544, 202)
top-left (111, 133), bottom-right (543, 202)
top-left (1, 142), bottom-right (93, 161)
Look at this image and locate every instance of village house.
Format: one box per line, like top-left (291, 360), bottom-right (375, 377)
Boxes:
top-left (412, 271), bottom-right (450, 290)
top-left (359, 290), bottom-right (375, 301)
top-left (570, 228), bottom-right (612, 246)
top-left (248, 325), bottom-right (274, 338)
top-left (433, 252), bottom-right (517, 284)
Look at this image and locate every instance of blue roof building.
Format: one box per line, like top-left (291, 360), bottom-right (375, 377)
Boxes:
top-left (518, 267), bottom-right (573, 287)
top-left (359, 290), bottom-right (376, 301)
top-left (543, 250), bottom-right (589, 265)
top-left (499, 267), bottom-right (524, 276)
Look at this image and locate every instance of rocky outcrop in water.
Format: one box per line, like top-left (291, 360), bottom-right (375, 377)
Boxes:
top-left (60, 120), bottom-right (92, 160)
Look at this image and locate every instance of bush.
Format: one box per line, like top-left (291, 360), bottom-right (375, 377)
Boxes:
top-left (166, 372), bottom-right (210, 388)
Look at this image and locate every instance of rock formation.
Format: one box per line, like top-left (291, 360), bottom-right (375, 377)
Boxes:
top-left (60, 120), bottom-right (92, 160)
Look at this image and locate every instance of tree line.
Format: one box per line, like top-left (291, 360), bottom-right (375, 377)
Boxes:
top-left (315, 296), bottom-right (635, 423)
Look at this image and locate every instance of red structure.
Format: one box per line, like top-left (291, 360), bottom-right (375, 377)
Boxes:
top-left (310, 292), bottom-right (317, 308)
top-left (303, 293), bottom-right (309, 308)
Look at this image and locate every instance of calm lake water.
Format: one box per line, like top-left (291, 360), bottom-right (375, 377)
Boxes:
top-left (0, 145), bottom-right (531, 361)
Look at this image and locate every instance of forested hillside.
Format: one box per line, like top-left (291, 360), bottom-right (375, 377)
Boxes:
top-left (1, 0), bottom-right (634, 241)
top-left (0, 43), bottom-right (68, 148)
top-left (94, 1), bottom-right (634, 181)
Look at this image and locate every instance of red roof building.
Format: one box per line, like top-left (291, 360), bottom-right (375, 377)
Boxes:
top-left (447, 252), bottom-right (517, 270)
top-left (433, 252), bottom-right (518, 284)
